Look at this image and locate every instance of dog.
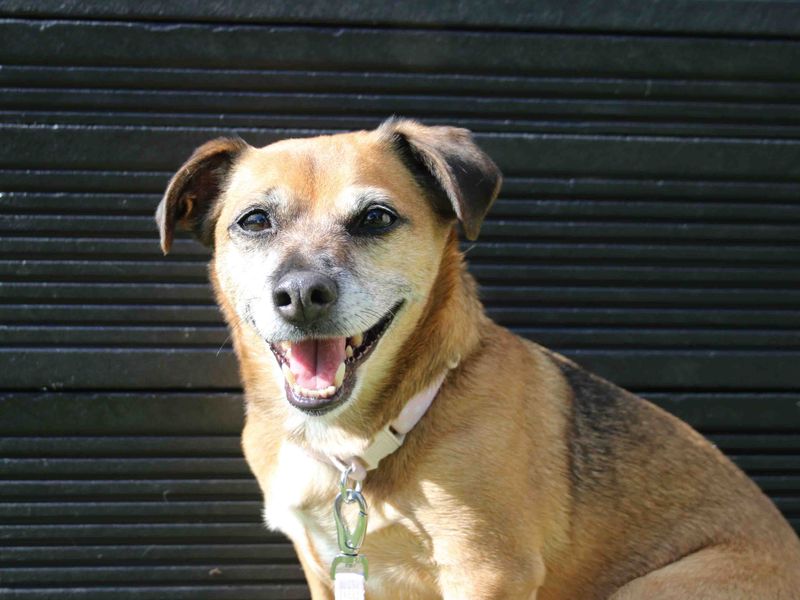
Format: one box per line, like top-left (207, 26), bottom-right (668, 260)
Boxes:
top-left (156, 119), bottom-right (800, 599)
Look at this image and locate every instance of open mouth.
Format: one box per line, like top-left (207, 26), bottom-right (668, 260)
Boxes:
top-left (269, 301), bottom-right (404, 415)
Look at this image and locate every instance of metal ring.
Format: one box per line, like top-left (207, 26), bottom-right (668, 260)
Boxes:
top-left (339, 464), bottom-right (354, 492)
top-left (338, 462), bottom-right (363, 495)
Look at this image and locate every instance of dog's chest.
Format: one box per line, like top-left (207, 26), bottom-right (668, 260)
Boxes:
top-left (262, 443), bottom-right (437, 595)
top-left (261, 443), bottom-right (339, 553)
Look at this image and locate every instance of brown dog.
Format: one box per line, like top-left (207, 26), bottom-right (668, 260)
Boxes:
top-left (156, 119), bottom-right (800, 599)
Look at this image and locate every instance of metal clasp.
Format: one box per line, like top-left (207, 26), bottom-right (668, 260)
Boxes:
top-left (334, 468), bottom-right (368, 555)
top-left (331, 464), bottom-right (369, 580)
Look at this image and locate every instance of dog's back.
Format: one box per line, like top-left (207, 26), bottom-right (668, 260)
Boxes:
top-left (539, 349), bottom-right (800, 598)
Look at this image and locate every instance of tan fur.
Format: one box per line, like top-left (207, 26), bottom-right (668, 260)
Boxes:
top-left (158, 120), bottom-right (800, 599)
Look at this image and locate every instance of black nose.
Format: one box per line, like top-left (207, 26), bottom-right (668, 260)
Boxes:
top-left (273, 270), bottom-right (338, 325)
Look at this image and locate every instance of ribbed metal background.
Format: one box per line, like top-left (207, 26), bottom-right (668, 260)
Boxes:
top-left (1, 1), bottom-right (799, 597)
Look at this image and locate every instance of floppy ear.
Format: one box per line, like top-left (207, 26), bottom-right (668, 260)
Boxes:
top-left (155, 137), bottom-right (249, 254)
top-left (380, 119), bottom-right (502, 240)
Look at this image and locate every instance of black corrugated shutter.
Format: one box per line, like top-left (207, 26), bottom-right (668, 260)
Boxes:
top-left (1, 1), bottom-right (798, 597)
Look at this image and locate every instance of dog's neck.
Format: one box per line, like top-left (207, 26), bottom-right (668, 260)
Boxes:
top-left (220, 228), bottom-right (484, 452)
top-left (362, 229), bottom-right (483, 434)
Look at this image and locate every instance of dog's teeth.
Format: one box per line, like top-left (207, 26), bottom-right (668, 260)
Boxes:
top-left (318, 385), bottom-right (336, 398)
top-left (279, 341), bottom-right (290, 352)
top-left (351, 333), bottom-right (364, 348)
top-left (334, 362), bottom-right (346, 387)
top-left (345, 345), bottom-right (354, 359)
top-left (282, 364), bottom-right (296, 386)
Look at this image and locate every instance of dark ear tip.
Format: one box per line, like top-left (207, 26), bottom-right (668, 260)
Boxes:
top-left (461, 217), bottom-right (483, 241)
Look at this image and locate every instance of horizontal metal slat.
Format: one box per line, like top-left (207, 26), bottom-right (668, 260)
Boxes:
top-left (642, 393), bottom-right (800, 431)
top-left (0, 282), bottom-right (214, 304)
top-left (519, 328), bottom-right (800, 350)
top-left (0, 168), bottom-right (169, 194)
top-left (497, 177), bottom-right (800, 202)
top-left (469, 243), bottom-right (800, 265)
top-left (2, 20), bottom-right (799, 80)
top-left (0, 563), bottom-right (304, 586)
top-left (0, 436), bottom-right (242, 457)
top-left (0, 348), bottom-right (240, 390)
top-left (471, 264), bottom-right (800, 285)
top-left (566, 350), bottom-right (800, 390)
top-left (5, 125), bottom-right (800, 181)
top-left (0, 501), bottom-right (262, 523)
top-left (0, 457), bottom-right (251, 478)
top-left (0, 542), bottom-right (294, 564)
top-left (1, 479), bottom-right (259, 500)
top-left (3, 0), bottom-right (800, 37)
top-left (707, 434), bottom-right (800, 453)
top-left (0, 584), bottom-right (310, 600)
top-left (477, 220), bottom-right (800, 242)
top-left (0, 325), bottom-right (228, 347)
top-left (771, 497), bottom-right (800, 516)
top-left (0, 522), bottom-right (281, 543)
top-left (10, 109), bottom-right (800, 140)
top-left (5, 88), bottom-right (800, 134)
top-left (0, 214), bottom-right (160, 235)
top-left (0, 192), bottom-right (158, 213)
top-left (731, 455), bottom-right (800, 473)
top-left (752, 476), bottom-right (800, 494)
top-left (4, 65), bottom-right (800, 104)
top-left (0, 392), bottom-right (244, 435)
top-left (478, 285), bottom-right (800, 309)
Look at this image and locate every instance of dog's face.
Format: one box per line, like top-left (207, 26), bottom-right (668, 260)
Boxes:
top-left (156, 120), bottom-right (501, 419)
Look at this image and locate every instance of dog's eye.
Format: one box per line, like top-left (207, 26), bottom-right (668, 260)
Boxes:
top-left (238, 210), bottom-right (271, 233)
top-left (357, 206), bottom-right (397, 233)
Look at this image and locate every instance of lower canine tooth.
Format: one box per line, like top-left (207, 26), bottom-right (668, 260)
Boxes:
top-left (351, 333), bottom-right (363, 348)
top-left (282, 364), bottom-right (296, 386)
top-left (346, 345), bottom-right (354, 359)
top-left (334, 362), bottom-right (346, 387)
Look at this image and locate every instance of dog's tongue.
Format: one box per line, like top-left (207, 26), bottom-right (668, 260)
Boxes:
top-left (287, 338), bottom-right (346, 390)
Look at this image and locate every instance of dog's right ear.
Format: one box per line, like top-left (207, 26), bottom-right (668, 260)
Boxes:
top-left (155, 137), bottom-right (248, 254)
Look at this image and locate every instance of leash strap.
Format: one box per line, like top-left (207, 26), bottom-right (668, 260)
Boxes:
top-left (334, 572), bottom-right (366, 600)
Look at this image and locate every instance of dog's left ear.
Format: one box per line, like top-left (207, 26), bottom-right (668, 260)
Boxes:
top-left (380, 119), bottom-right (502, 240)
top-left (155, 137), bottom-right (249, 254)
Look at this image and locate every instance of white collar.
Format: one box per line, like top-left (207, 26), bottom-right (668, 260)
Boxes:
top-left (325, 369), bottom-right (450, 481)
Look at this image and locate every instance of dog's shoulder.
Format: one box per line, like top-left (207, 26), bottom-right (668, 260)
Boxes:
top-left (534, 348), bottom-right (703, 491)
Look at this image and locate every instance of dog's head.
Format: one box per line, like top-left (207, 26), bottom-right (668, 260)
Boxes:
top-left (156, 119), bottom-right (501, 418)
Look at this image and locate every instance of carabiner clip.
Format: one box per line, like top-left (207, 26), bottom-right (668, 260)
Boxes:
top-left (333, 487), bottom-right (368, 555)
